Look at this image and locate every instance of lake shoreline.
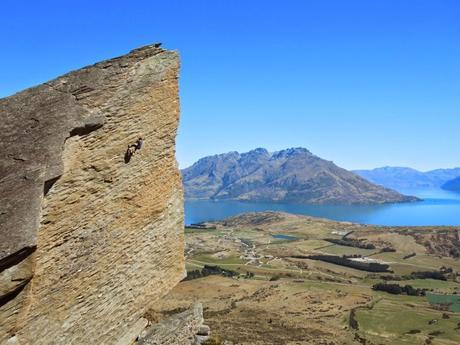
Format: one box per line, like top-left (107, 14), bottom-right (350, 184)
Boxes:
top-left (185, 189), bottom-right (460, 227)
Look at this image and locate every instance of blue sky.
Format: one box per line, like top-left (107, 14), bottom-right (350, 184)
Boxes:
top-left (1, 1), bottom-right (459, 170)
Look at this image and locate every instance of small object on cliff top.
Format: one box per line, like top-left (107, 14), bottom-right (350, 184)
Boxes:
top-left (154, 42), bottom-right (162, 48)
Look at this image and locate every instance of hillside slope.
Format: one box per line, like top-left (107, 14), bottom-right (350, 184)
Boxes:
top-left (160, 211), bottom-right (460, 345)
top-left (182, 148), bottom-right (418, 204)
top-left (442, 176), bottom-right (460, 192)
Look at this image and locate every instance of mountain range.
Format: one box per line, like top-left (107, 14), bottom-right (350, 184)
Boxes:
top-left (353, 167), bottom-right (460, 191)
top-left (182, 148), bottom-right (418, 205)
top-left (442, 177), bottom-right (460, 192)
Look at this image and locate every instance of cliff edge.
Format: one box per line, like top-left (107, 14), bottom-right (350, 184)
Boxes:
top-left (0, 44), bottom-right (185, 344)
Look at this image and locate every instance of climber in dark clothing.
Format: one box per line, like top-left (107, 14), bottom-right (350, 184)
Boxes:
top-left (125, 145), bottom-right (135, 163)
top-left (127, 144), bottom-right (136, 155)
top-left (128, 138), bottom-right (143, 152)
top-left (124, 137), bottom-right (144, 163)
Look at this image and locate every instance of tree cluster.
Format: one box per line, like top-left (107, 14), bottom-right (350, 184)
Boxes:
top-left (372, 282), bottom-right (426, 296)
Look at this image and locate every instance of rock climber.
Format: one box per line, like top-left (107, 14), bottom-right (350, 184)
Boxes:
top-left (124, 137), bottom-right (144, 163)
top-left (134, 137), bottom-right (144, 151)
top-left (124, 145), bottom-right (135, 163)
top-left (127, 144), bottom-right (136, 156)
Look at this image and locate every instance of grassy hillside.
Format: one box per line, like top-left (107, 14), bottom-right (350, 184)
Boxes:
top-left (156, 212), bottom-right (460, 344)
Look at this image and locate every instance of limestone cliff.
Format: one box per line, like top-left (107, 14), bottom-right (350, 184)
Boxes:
top-left (0, 44), bottom-right (185, 344)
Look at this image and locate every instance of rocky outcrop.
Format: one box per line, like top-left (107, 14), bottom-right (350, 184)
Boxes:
top-left (137, 303), bottom-right (209, 345)
top-left (0, 44), bottom-right (185, 344)
top-left (182, 147), bottom-right (418, 204)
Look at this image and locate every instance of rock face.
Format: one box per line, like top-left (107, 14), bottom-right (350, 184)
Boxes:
top-left (137, 303), bottom-right (208, 345)
top-left (0, 45), bottom-right (185, 344)
top-left (182, 148), bottom-right (418, 204)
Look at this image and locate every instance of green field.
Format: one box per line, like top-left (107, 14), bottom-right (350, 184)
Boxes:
top-left (427, 293), bottom-right (460, 312)
top-left (356, 298), bottom-right (460, 344)
top-left (319, 243), bottom-right (379, 256)
top-left (184, 227), bottom-right (217, 234)
top-left (191, 254), bottom-right (246, 266)
top-left (182, 212), bottom-right (460, 344)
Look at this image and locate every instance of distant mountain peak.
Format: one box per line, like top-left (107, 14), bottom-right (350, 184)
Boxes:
top-left (241, 147), bottom-right (270, 158)
top-left (269, 147), bottom-right (312, 159)
top-left (182, 148), bottom-right (418, 205)
top-left (279, 147), bottom-right (311, 155)
top-left (248, 147), bottom-right (269, 154)
top-left (354, 166), bottom-right (460, 190)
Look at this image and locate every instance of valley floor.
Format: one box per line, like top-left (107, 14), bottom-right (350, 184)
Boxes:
top-left (154, 212), bottom-right (460, 345)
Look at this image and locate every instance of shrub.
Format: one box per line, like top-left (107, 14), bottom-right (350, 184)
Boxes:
top-left (406, 329), bottom-right (421, 334)
top-left (403, 253), bottom-right (416, 260)
top-left (408, 271), bottom-right (447, 281)
top-left (309, 255), bottom-right (390, 272)
top-left (183, 265), bottom-right (238, 281)
top-left (372, 282), bottom-right (425, 296)
top-left (325, 238), bottom-right (376, 249)
top-left (244, 271), bottom-right (255, 279)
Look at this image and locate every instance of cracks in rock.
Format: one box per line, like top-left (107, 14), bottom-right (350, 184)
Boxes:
top-left (68, 123), bottom-right (103, 137)
top-left (45, 83), bottom-right (105, 139)
top-left (44, 176), bottom-right (61, 196)
top-left (44, 82), bottom-right (78, 102)
top-left (30, 118), bottom-right (40, 129)
top-left (71, 85), bottom-right (95, 100)
top-left (0, 246), bottom-right (36, 274)
top-left (45, 82), bottom-right (95, 101)
top-left (0, 277), bottom-right (32, 308)
top-left (46, 81), bottom-right (105, 137)
top-left (7, 154), bottom-right (26, 162)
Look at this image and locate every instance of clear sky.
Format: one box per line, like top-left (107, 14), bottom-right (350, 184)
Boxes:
top-left (1, 1), bottom-right (459, 171)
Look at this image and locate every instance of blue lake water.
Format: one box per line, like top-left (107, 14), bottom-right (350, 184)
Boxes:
top-left (272, 234), bottom-right (299, 241)
top-left (185, 189), bottom-right (460, 226)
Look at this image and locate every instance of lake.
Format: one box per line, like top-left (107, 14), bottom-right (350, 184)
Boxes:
top-left (185, 189), bottom-right (460, 226)
top-left (272, 234), bottom-right (299, 241)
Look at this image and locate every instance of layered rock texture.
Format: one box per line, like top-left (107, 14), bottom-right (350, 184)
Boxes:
top-left (182, 148), bottom-right (418, 204)
top-left (0, 44), bottom-right (185, 344)
top-left (137, 303), bottom-right (209, 345)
